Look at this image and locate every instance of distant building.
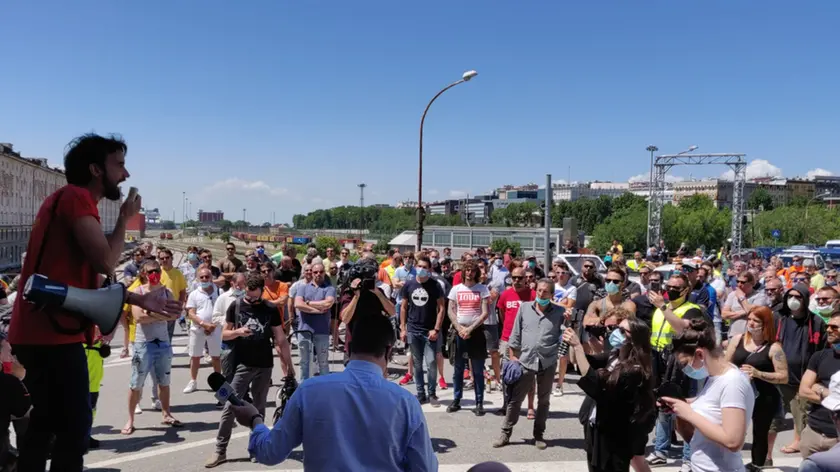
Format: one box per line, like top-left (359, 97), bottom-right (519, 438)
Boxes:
top-left (551, 182), bottom-right (630, 202)
top-left (1, 142), bottom-right (120, 270)
top-left (787, 179), bottom-right (816, 200)
top-left (144, 207), bottom-right (161, 223)
top-left (198, 209), bottom-right (224, 223)
top-left (814, 175), bottom-right (840, 198)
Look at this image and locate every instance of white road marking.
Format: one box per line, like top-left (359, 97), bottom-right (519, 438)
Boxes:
top-left (104, 345), bottom-right (189, 368)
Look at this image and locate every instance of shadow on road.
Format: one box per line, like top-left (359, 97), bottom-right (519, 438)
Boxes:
top-left (96, 420), bottom-right (219, 454)
top-left (432, 437), bottom-right (457, 454)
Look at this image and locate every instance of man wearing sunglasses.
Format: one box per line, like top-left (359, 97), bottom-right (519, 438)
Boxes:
top-left (723, 271), bottom-right (770, 338)
top-left (295, 263), bottom-right (335, 380)
top-left (798, 371), bottom-right (840, 471)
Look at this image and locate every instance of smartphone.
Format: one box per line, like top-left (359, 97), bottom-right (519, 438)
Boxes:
top-left (127, 187), bottom-right (139, 202)
top-left (650, 281), bottom-right (661, 292)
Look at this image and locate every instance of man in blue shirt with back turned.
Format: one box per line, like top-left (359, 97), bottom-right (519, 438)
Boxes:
top-left (229, 307), bottom-right (437, 471)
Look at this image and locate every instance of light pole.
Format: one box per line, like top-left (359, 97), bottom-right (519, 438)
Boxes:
top-left (358, 183), bottom-right (366, 242)
top-left (243, 208), bottom-right (247, 229)
top-left (416, 70), bottom-right (478, 252)
top-left (645, 145), bottom-right (659, 248)
top-left (182, 192), bottom-right (186, 227)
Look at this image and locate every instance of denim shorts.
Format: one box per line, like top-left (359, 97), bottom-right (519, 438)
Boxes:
top-left (130, 341), bottom-right (172, 390)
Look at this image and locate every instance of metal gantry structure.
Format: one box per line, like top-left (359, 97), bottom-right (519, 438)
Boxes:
top-left (647, 153), bottom-right (748, 254)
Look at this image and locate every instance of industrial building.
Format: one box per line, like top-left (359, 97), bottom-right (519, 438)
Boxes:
top-left (198, 209), bottom-right (225, 223)
top-left (1, 142), bottom-right (121, 270)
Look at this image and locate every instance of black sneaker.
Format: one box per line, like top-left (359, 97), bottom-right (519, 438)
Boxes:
top-left (88, 436), bottom-right (100, 449)
top-left (493, 407), bottom-right (506, 416)
top-left (417, 394), bottom-right (429, 405)
top-left (474, 403), bottom-right (485, 416)
top-left (446, 401), bottom-right (461, 413)
top-left (429, 395), bottom-right (440, 408)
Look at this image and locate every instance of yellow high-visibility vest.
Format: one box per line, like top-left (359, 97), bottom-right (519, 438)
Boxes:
top-left (650, 301), bottom-right (701, 350)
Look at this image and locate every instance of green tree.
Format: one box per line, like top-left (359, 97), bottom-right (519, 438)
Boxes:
top-left (233, 220), bottom-right (249, 229)
top-left (220, 232), bottom-right (231, 243)
top-left (747, 188), bottom-right (774, 211)
top-left (315, 236), bottom-right (342, 257)
top-left (490, 238), bottom-right (522, 257)
top-left (161, 220), bottom-right (176, 230)
top-left (372, 237), bottom-right (391, 254)
top-left (219, 220), bottom-right (233, 232)
top-left (678, 194), bottom-right (715, 212)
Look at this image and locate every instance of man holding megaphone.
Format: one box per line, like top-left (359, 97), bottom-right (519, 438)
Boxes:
top-left (8, 134), bottom-right (183, 472)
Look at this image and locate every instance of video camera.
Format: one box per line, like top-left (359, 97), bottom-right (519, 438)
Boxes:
top-left (339, 258), bottom-right (379, 294)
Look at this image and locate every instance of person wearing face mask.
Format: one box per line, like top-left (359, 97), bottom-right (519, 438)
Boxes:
top-left (122, 260), bottom-right (181, 436)
top-left (723, 271), bottom-right (771, 338)
top-left (772, 284), bottom-right (828, 455)
top-left (644, 273), bottom-right (705, 468)
top-left (207, 273), bottom-right (294, 468)
top-left (811, 287), bottom-right (839, 324)
top-left (493, 278), bottom-right (564, 450)
top-left (254, 244), bottom-right (271, 265)
top-left (659, 318), bottom-right (754, 472)
top-left (179, 245), bottom-right (202, 293)
top-left (183, 267), bottom-right (222, 394)
top-left (214, 273), bottom-right (247, 385)
top-left (524, 255), bottom-right (545, 278)
top-left (583, 268), bottom-right (637, 354)
top-left (562, 311), bottom-right (656, 472)
top-left (229, 310), bottom-right (436, 470)
top-left (796, 311), bottom-right (840, 459)
top-left (724, 307), bottom-right (789, 470)
top-left (825, 270), bottom-right (838, 288)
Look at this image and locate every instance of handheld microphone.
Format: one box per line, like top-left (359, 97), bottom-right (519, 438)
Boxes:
top-left (208, 372), bottom-right (244, 406)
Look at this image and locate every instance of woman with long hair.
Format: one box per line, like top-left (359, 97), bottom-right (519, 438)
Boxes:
top-left (660, 318), bottom-right (755, 472)
top-left (563, 310), bottom-right (657, 472)
top-left (724, 306), bottom-right (788, 470)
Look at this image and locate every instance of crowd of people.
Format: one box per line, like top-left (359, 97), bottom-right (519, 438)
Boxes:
top-left (1, 133), bottom-right (840, 472)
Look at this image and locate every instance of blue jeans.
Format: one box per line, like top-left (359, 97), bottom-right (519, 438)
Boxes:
top-left (130, 341), bottom-right (173, 390)
top-left (452, 336), bottom-right (485, 405)
top-left (653, 412), bottom-right (691, 460)
top-left (299, 332), bottom-right (330, 380)
top-left (408, 332), bottom-right (440, 397)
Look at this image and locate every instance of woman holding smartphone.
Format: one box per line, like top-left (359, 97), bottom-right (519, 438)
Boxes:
top-left (659, 318), bottom-right (755, 472)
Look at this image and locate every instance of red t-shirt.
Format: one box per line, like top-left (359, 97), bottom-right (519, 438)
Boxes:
top-left (10, 185), bottom-right (101, 345)
top-left (497, 287), bottom-right (536, 342)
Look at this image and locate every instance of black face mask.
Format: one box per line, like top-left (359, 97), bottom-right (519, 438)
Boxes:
top-left (667, 289), bottom-right (683, 302)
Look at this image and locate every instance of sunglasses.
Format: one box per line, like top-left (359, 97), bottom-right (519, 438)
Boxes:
top-left (827, 324), bottom-right (840, 332)
top-left (815, 297), bottom-right (835, 303)
top-left (737, 279), bottom-right (749, 284)
top-left (793, 278), bottom-right (808, 282)
top-left (260, 270), bottom-right (271, 274)
top-left (665, 284), bottom-right (684, 291)
top-left (606, 278), bottom-right (623, 284)
top-left (312, 270), bottom-right (324, 274)
top-left (583, 265), bottom-right (594, 269)
top-left (146, 269), bottom-right (161, 274)
top-left (226, 247), bottom-right (235, 251)
top-left (511, 276), bottom-right (524, 280)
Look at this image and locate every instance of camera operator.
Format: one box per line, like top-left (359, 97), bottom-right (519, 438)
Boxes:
top-left (563, 307), bottom-right (656, 472)
top-left (340, 256), bottom-right (396, 364)
top-left (8, 134), bottom-right (181, 471)
top-left (659, 318), bottom-right (754, 472)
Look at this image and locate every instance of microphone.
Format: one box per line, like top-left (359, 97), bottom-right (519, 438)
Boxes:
top-left (208, 372), bottom-right (244, 406)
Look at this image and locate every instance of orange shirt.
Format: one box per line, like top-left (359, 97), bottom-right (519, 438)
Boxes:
top-left (380, 258), bottom-right (392, 269)
top-left (262, 280), bottom-right (289, 321)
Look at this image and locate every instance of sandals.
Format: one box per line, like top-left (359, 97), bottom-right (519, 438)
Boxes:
top-left (527, 409), bottom-right (536, 420)
top-left (161, 416), bottom-right (183, 427)
top-left (120, 425), bottom-right (136, 435)
top-left (780, 445), bottom-right (799, 454)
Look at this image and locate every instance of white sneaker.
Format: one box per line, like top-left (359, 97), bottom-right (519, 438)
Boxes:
top-left (152, 399), bottom-right (162, 410)
top-left (134, 404), bottom-right (143, 414)
top-left (678, 463), bottom-right (692, 472)
top-left (183, 380), bottom-right (197, 394)
top-left (552, 384), bottom-right (564, 397)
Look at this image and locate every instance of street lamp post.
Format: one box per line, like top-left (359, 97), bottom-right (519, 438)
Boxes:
top-left (416, 70), bottom-right (478, 253)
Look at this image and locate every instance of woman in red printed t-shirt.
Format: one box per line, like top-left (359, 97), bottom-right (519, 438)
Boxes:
top-left (496, 266), bottom-right (536, 417)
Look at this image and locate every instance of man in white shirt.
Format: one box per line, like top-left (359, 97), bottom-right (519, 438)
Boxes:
top-left (549, 262), bottom-right (577, 397)
top-left (184, 268), bottom-right (221, 393)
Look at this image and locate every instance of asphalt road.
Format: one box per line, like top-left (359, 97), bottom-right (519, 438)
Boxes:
top-left (64, 322), bottom-right (805, 472)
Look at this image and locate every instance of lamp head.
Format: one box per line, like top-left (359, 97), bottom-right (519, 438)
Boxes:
top-left (462, 70), bottom-right (478, 81)
top-left (688, 145), bottom-right (698, 151)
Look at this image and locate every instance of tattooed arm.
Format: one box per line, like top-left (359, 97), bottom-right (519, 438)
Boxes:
top-left (753, 342), bottom-right (789, 384)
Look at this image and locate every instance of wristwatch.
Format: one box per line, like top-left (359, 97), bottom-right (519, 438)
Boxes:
top-left (660, 304), bottom-right (668, 312)
top-left (250, 413), bottom-right (264, 429)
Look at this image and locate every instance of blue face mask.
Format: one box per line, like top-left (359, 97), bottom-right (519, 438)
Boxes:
top-left (233, 289), bottom-right (246, 298)
top-left (833, 342), bottom-right (840, 353)
top-left (608, 328), bottom-right (626, 348)
top-left (682, 357), bottom-right (709, 380)
top-left (536, 297), bottom-right (551, 307)
top-left (494, 259), bottom-right (503, 267)
top-left (201, 281), bottom-right (213, 289)
top-left (417, 268), bottom-right (429, 279)
top-left (605, 281), bottom-right (620, 295)
top-left (528, 261), bottom-right (536, 268)
top-left (256, 248), bottom-right (265, 255)
top-left (188, 253), bottom-right (198, 262)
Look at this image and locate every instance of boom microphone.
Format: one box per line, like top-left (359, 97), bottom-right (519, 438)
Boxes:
top-left (208, 372), bottom-right (244, 406)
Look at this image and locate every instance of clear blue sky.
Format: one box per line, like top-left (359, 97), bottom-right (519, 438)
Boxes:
top-left (2, 1), bottom-right (838, 224)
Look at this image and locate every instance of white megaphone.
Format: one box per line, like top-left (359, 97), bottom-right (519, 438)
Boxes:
top-left (23, 274), bottom-right (126, 336)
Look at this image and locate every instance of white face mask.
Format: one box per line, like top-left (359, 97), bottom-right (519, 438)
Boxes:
top-left (787, 297), bottom-right (802, 312)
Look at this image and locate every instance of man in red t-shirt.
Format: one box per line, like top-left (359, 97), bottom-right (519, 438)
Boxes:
top-left (9, 134), bottom-right (181, 471)
top-left (495, 266), bottom-right (536, 417)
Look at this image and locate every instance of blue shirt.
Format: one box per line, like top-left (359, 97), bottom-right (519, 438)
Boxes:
top-left (297, 282), bottom-right (336, 335)
top-left (248, 360), bottom-right (437, 471)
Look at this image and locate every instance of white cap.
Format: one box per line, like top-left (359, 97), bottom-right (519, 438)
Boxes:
top-left (822, 370), bottom-right (840, 412)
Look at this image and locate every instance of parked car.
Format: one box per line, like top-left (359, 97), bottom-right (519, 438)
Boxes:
top-left (552, 254), bottom-right (607, 278)
top-left (820, 240), bottom-right (840, 263)
top-left (778, 250), bottom-right (826, 270)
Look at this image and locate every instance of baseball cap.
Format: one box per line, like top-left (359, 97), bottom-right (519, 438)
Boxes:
top-left (821, 371), bottom-right (840, 412)
top-left (680, 261), bottom-right (698, 273)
